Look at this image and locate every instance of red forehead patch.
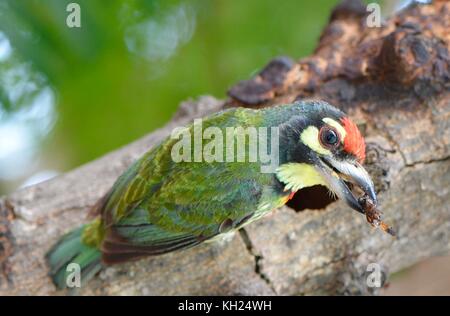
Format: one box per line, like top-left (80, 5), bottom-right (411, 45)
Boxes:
top-left (340, 117), bottom-right (366, 163)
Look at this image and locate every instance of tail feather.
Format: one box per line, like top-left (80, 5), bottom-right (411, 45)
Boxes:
top-left (46, 225), bottom-right (103, 290)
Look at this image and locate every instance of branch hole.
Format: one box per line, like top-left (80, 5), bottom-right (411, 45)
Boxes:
top-left (286, 185), bottom-right (337, 212)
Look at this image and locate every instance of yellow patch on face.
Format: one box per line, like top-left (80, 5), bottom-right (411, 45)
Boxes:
top-left (322, 118), bottom-right (346, 141)
top-left (300, 126), bottom-right (330, 155)
top-left (276, 163), bottom-right (328, 192)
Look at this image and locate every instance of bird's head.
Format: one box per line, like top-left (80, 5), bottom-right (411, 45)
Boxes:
top-left (276, 101), bottom-right (375, 214)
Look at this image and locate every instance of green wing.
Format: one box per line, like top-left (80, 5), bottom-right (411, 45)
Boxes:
top-left (98, 107), bottom-right (280, 263)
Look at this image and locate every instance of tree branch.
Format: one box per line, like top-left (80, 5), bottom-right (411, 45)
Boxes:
top-left (1, 0), bottom-right (449, 295)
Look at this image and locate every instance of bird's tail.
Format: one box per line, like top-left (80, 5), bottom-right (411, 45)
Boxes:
top-left (46, 223), bottom-right (103, 290)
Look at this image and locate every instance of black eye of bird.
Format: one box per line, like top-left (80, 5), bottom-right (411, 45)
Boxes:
top-left (319, 127), bottom-right (340, 148)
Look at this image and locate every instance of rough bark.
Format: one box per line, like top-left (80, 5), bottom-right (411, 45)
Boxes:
top-left (1, 0), bottom-right (449, 295)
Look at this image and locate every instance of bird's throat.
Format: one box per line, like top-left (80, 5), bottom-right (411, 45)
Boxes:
top-left (276, 163), bottom-right (327, 193)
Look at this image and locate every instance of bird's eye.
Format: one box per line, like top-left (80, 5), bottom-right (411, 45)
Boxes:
top-left (319, 126), bottom-right (340, 149)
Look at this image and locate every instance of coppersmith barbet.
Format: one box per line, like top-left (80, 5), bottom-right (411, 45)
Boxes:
top-left (47, 101), bottom-right (376, 289)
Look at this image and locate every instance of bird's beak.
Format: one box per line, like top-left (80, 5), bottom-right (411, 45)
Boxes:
top-left (316, 156), bottom-right (377, 214)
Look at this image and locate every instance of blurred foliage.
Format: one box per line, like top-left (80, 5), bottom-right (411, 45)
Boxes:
top-left (0, 0), bottom-right (343, 193)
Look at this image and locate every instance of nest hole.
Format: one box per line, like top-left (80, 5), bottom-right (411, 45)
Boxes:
top-left (286, 185), bottom-right (337, 212)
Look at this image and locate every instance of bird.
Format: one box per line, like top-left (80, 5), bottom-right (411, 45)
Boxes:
top-left (46, 100), bottom-right (376, 289)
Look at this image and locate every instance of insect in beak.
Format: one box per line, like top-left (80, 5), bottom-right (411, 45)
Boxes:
top-left (316, 156), bottom-right (395, 236)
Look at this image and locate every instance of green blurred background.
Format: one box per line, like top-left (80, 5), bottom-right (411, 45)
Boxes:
top-left (0, 0), bottom-right (393, 194)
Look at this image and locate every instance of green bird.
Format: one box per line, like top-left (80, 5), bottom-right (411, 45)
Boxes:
top-left (47, 101), bottom-right (376, 289)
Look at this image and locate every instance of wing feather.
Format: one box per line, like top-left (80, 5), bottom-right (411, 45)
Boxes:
top-left (97, 107), bottom-right (279, 263)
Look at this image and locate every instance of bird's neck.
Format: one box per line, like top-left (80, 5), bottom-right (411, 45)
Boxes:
top-left (274, 117), bottom-right (328, 195)
top-left (275, 162), bottom-right (327, 193)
